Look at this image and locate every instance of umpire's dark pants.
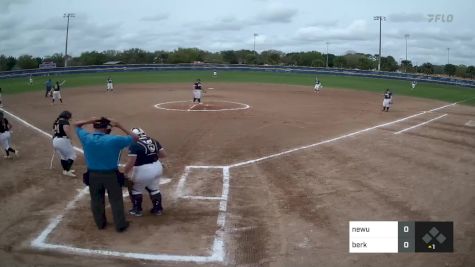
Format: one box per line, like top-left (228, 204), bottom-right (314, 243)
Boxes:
top-left (88, 171), bottom-right (127, 231)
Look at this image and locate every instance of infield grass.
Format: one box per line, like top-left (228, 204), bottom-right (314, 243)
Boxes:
top-left (1, 70), bottom-right (474, 105)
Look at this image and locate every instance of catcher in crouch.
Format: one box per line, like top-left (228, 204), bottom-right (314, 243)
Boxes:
top-left (123, 128), bottom-right (166, 216)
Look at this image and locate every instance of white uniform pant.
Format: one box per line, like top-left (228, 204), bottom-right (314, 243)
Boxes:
top-left (314, 84), bottom-right (321, 91)
top-left (52, 91), bottom-right (61, 101)
top-left (0, 131), bottom-right (12, 150)
top-left (131, 161), bottom-right (163, 195)
top-left (107, 83), bottom-right (113, 90)
top-left (193, 89), bottom-right (202, 99)
top-left (52, 137), bottom-right (76, 160)
top-left (383, 98), bottom-right (391, 108)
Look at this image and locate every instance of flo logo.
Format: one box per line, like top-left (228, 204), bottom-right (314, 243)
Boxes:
top-left (428, 14), bottom-right (454, 23)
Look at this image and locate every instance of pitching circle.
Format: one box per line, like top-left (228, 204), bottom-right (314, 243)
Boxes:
top-left (154, 100), bottom-right (250, 112)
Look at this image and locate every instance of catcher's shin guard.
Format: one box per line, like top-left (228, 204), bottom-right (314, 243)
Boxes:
top-left (60, 160), bottom-right (68, 171)
top-left (129, 194), bottom-right (143, 217)
top-left (150, 192), bottom-right (163, 215)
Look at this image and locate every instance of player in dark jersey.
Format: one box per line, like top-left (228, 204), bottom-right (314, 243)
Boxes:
top-left (52, 111), bottom-right (76, 176)
top-left (0, 111), bottom-right (19, 158)
top-left (382, 89), bottom-right (393, 112)
top-left (123, 128), bottom-right (167, 216)
top-left (192, 79), bottom-right (203, 103)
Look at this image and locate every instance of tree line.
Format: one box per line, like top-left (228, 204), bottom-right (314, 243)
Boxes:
top-left (0, 48), bottom-right (473, 79)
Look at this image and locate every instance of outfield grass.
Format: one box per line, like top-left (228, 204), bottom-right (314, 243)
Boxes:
top-left (1, 70), bottom-right (474, 105)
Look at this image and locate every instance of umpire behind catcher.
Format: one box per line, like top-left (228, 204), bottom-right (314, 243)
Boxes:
top-left (74, 117), bottom-right (138, 232)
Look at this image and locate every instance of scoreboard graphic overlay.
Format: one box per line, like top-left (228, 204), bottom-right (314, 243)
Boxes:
top-left (349, 221), bottom-right (453, 253)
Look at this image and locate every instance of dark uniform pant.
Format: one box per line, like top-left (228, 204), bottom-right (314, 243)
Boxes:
top-left (88, 171), bottom-right (127, 231)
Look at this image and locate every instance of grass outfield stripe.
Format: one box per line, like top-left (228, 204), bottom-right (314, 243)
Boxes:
top-left (1, 70), bottom-right (474, 105)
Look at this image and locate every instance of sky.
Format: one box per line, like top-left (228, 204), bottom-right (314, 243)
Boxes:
top-left (0, 0), bottom-right (474, 66)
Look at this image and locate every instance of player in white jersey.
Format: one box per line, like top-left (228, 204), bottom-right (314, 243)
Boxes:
top-left (123, 128), bottom-right (167, 216)
top-left (106, 77), bottom-right (113, 92)
top-left (314, 80), bottom-right (322, 93)
top-left (411, 81), bottom-right (417, 89)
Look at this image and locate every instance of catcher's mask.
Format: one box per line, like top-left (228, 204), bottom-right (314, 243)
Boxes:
top-left (93, 117), bottom-right (112, 134)
top-left (131, 127), bottom-right (146, 137)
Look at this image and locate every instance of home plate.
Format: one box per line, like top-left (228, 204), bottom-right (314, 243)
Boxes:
top-left (465, 120), bottom-right (475, 127)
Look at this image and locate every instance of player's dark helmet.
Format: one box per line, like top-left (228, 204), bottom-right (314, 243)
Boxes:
top-left (58, 110), bottom-right (72, 120)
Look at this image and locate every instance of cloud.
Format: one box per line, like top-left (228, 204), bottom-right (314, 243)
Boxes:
top-left (388, 13), bottom-right (426, 23)
top-left (258, 5), bottom-right (298, 23)
top-left (141, 13), bottom-right (169, 22)
top-left (189, 16), bottom-right (244, 32)
top-left (295, 19), bottom-right (373, 41)
top-left (0, 0), bottom-right (30, 14)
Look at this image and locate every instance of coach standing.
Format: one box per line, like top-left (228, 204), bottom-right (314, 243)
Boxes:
top-left (74, 117), bottom-right (138, 232)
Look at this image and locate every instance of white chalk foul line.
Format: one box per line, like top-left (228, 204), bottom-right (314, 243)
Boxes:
top-left (394, 114), bottom-right (448, 135)
top-left (228, 102), bottom-right (458, 168)
top-left (4, 100), bottom-right (461, 263)
top-left (0, 109), bottom-right (84, 154)
top-left (180, 196), bottom-right (223, 200)
top-left (0, 109), bottom-right (224, 263)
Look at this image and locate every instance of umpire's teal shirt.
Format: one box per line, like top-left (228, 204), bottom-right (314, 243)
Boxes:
top-left (76, 128), bottom-right (133, 171)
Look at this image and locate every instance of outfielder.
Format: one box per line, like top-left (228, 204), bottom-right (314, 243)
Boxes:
top-left (382, 89), bottom-right (393, 112)
top-left (52, 111), bottom-right (76, 177)
top-left (0, 87), bottom-right (3, 108)
top-left (411, 81), bottom-right (417, 90)
top-left (52, 81), bottom-right (65, 104)
top-left (106, 77), bottom-right (113, 92)
top-left (192, 79), bottom-right (203, 104)
top-left (123, 128), bottom-right (166, 216)
top-left (29, 75), bottom-right (33, 85)
top-left (212, 71), bottom-right (217, 78)
top-left (0, 111), bottom-right (19, 158)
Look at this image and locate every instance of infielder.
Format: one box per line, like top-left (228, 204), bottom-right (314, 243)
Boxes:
top-left (0, 111), bottom-right (19, 158)
top-left (314, 80), bottom-right (322, 93)
top-left (123, 128), bottom-right (166, 216)
top-left (52, 81), bottom-right (65, 104)
top-left (106, 77), bottom-right (113, 92)
top-left (192, 79), bottom-right (203, 104)
top-left (411, 81), bottom-right (417, 90)
top-left (52, 111), bottom-right (76, 177)
top-left (382, 89), bottom-right (393, 112)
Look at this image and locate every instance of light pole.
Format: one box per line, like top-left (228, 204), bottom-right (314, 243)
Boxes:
top-left (325, 42), bottom-right (329, 68)
top-left (404, 34), bottom-right (410, 72)
top-left (253, 33), bottom-right (258, 54)
top-left (447, 48), bottom-right (450, 64)
top-left (64, 13), bottom-right (75, 67)
top-left (374, 16), bottom-right (386, 71)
